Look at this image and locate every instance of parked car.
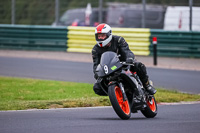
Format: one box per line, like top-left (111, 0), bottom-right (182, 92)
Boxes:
top-left (53, 3), bottom-right (165, 29)
top-left (106, 4), bottom-right (166, 29)
top-left (52, 8), bottom-right (107, 27)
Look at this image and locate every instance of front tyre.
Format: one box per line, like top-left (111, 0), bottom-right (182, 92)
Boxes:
top-left (108, 84), bottom-right (131, 120)
top-left (141, 96), bottom-right (157, 118)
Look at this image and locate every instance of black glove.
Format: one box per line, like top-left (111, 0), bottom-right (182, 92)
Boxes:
top-left (126, 58), bottom-right (134, 64)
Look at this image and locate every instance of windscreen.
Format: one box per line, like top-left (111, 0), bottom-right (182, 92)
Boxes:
top-left (100, 52), bottom-right (117, 66)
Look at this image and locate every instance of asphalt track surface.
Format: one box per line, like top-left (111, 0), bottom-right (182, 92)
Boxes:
top-left (0, 57), bottom-right (200, 133)
top-left (0, 104), bottom-right (200, 133)
top-left (0, 56), bottom-right (200, 94)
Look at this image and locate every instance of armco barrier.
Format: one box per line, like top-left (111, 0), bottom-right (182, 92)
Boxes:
top-left (1, 24), bottom-right (199, 58)
top-left (150, 29), bottom-right (200, 58)
top-left (67, 26), bottom-right (151, 56)
top-left (0, 24), bottom-right (67, 51)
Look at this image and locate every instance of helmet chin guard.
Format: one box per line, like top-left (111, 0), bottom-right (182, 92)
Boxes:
top-left (95, 23), bottom-right (112, 47)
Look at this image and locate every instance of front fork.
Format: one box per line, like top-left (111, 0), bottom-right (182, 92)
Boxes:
top-left (118, 82), bottom-right (128, 102)
top-left (108, 81), bottom-right (127, 102)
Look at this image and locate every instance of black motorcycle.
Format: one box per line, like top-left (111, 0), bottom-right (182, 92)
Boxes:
top-left (96, 51), bottom-right (157, 120)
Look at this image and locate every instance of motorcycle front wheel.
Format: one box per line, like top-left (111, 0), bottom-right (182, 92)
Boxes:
top-left (141, 96), bottom-right (157, 118)
top-left (108, 84), bottom-right (131, 120)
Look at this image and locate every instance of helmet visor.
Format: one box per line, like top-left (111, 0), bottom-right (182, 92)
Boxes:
top-left (95, 32), bottom-right (111, 42)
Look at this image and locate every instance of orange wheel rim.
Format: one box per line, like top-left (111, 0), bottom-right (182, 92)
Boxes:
top-left (114, 86), bottom-right (130, 115)
top-left (147, 98), bottom-right (156, 112)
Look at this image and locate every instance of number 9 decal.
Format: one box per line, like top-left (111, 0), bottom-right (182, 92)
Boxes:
top-left (104, 65), bottom-right (108, 74)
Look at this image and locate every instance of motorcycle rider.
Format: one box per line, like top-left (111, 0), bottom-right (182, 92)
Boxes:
top-left (92, 23), bottom-right (157, 96)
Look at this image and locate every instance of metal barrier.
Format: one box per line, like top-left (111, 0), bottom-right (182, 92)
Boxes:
top-left (67, 26), bottom-right (151, 56)
top-left (150, 29), bottom-right (200, 58)
top-left (0, 24), bottom-right (199, 58)
top-left (0, 24), bottom-right (67, 51)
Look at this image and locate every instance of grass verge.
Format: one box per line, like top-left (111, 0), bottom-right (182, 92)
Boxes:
top-left (0, 76), bottom-right (199, 110)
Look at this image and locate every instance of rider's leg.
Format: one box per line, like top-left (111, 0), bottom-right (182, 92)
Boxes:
top-left (93, 82), bottom-right (107, 96)
top-left (132, 62), bottom-right (157, 95)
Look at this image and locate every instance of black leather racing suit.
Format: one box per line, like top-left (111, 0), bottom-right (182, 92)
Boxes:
top-left (92, 35), bottom-right (149, 96)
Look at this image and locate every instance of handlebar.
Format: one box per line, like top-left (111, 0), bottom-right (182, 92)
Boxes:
top-left (120, 62), bottom-right (135, 66)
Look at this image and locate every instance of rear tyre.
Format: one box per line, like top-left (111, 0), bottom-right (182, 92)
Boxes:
top-left (141, 96), bottom-right (157, 118)
top-left (108, 84), bottom-right (131, 120)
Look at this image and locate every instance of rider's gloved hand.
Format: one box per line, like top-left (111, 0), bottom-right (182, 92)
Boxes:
top-left (126, 58), bottom-right (135, 64)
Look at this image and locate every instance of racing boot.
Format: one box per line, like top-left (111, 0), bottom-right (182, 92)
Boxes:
top-left (144, 80), bottom-right (157, 95)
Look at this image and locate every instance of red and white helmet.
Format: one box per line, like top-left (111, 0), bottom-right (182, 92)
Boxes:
top-left (95, 23), bottom-right (112, 47)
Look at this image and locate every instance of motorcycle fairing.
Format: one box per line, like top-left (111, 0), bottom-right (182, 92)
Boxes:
top-left (120, 69), bottom-right (144, 97)
top-left (96, 52), bottom-right (122, 77)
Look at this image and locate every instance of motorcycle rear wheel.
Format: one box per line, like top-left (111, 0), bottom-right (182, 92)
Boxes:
top-left (108, 84), bottom-right (131, 120)
top-left (141, 96), bottom-right (157, 118)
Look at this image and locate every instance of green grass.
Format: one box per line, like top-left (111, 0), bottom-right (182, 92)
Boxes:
top-left (0, 76), bottom-right (200, 111)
